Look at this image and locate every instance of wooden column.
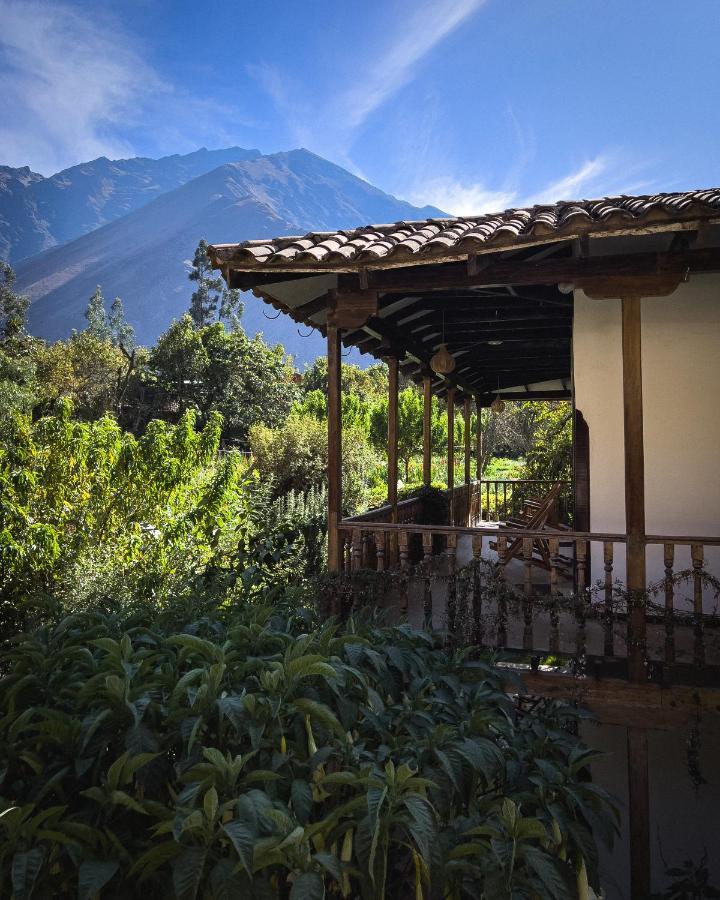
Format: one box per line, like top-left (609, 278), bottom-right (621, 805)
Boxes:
top-left (622, 296), bottom-right (647, 682)
top-left (622, 295), bottom-right (650, 900)
top-left (627, 726), bottom-right (651, 900)
top-left (422, 375), bottom-right (432, 487)
top-left (327, 325), bottom-right (342, 572)
top-left (475, 397), bottom-right (483, 481)
top-left (463, 396), bottom-right (472, 525)
top-left (447, 387), bottom-right (455, 525)
top-left (388, 357), bottom-right (399, 521)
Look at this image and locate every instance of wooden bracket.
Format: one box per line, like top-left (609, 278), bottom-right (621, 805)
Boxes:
top-left (327, 289), bottom-right (378, 328)
top-left (577, 268), bottom-right (686, 300)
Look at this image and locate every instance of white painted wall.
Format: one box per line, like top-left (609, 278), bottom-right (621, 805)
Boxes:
top-left (573, 275), bottom-right (720, 604)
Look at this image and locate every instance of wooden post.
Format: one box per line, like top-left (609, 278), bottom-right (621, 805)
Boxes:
top-left (622, 296), bottom-right (647, 682)
top-left (422, 375), bottom-right (432, 487)
top-left (475, 396), bottom-right (483, 480)
top-left (464, 396), bottom-right (472, 525)
top-left (327, 325), bottom-right (343, 572)
top-left (446, 387), bottom-right (455, 525)
top-left (621, 295), bottom-right (650, 900)
top-left (627, 726), bottom-right (651, 900)
top-left (388, 357), bottom-right (399, 521)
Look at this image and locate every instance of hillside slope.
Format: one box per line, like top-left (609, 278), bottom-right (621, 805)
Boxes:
top-left (16, 149), bottom-right (445, 363)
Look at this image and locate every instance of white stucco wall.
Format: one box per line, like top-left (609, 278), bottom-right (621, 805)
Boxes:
top-left (573, 275), bottom-right (720, 601)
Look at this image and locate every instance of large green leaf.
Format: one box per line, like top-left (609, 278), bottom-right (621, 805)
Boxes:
top-left (172, 845), bottom-right (208, 900)
top-left (222, 820), bottom-right (254, 877)
top-left (289, 871), bottom-right (325, 900)
top-left (11, 848), bottom-right (45, 900)
top-left (77, 858), bottom-right (120, 900)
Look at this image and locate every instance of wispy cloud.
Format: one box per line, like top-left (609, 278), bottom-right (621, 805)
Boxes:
top-left (248, 0), bottom-right (486, 168)
top-left (0, 0), bottom-right (252, 174)
top-left (340, 0), bottom-right (486, 133)
top-left (0, 0), bottom-right (155, 172)
top-left (412, 152), bottom-right (658, 216)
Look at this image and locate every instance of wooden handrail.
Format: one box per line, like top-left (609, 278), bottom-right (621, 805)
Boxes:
top-left (339, 522), bottom-right (628, 542)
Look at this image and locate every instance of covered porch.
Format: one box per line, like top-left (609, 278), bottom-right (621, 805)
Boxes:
top-left (210, 190), bottom-right (720, 897)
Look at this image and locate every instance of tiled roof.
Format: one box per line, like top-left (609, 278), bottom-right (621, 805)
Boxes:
top-left (209, 189), bottom-right (720, 271)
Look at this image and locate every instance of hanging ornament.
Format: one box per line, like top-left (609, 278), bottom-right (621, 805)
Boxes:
top-left (490, 373), bottom-right (504, 413)
top-left (430, 343), bottom-right (455, 375)
top-left (430, 310), bottom-right (456, 375)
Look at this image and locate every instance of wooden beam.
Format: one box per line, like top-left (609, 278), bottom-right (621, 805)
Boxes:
top-left (447, 388), bottom-right (456, 523)
top-left (337, 247), bottom-right (720, 293)
top-left (423, 375), bottom-right (432, 487)
top-left (517, 671), bottom-right (720, 729)
top-left (388, 357), bottom-right (399, 521)
top-left (327, 325), bottom-right (343, 573)
top-left (475, 390), bottom-right (571, 404)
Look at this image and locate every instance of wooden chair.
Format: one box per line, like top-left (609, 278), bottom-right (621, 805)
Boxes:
top-left (489, 481), bottom-right (571, 571)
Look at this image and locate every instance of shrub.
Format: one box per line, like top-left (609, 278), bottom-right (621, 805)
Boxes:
top-left (0, 603), bottom-right (616, 899)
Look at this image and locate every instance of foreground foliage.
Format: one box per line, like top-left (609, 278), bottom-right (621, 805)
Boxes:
top-left (0, 603), bottom-right (615, 899)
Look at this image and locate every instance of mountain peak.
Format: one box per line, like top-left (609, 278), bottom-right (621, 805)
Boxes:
top-left (12, 146), bottom-right (446, 367)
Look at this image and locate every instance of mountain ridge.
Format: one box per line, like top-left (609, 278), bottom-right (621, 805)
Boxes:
top-left (11, 148), bottom-right (446, 364)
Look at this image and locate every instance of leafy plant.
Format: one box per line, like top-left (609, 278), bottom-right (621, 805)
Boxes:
top-left (0, 602), bottom-right (617, 898)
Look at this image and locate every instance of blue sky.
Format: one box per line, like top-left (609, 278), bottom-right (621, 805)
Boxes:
top-left (1, 0), bottom-right (718, 214)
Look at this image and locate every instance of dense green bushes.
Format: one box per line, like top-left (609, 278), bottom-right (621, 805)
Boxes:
top-left (0, 602), bottom-right (615, 899)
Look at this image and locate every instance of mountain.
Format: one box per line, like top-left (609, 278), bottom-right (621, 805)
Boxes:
top-left (1, 147), bottom-right (262, 263)
top-left (14, 149), bottom-right (445, 364)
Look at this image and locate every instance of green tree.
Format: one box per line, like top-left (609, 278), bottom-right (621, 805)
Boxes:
top-left (250, 414), bottom-right (375, 512)
top-left (301, 357), bottom-right (389, 400)
top-left (84, 286), bottom-right (135, 349)
top-left (0, 261), bottom-right (29, 341)
top-left (188, 239), bottom-right (243, 327)
top-left (33, 331), bottom-right (130, 420)
top-left (149, 316), bottom-right (297, 443)
top-left (369, 386), bottom-right (446, 481)
top-left (84, 285), bottom-right (111, 340)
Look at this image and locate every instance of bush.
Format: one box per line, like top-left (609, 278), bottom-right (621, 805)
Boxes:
top-left (0, 602), bottom-right (616, 899)
top-left (249, 415), bottom-right (376, 513)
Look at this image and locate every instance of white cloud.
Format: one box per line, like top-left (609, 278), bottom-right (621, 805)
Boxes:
top-left (412, 153), bottom-right (656, 216)
top-left (410, 178), bottom-right (516, 216)
top-left (0, 0), bottom-right (252, 174)
top-left (524, 156), bottom-right (611, 205)
top-left (0, 1), bottom-right (161, 172)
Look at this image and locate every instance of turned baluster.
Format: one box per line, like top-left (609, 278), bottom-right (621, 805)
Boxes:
top-left (472, 534), bottom-right (484, 645)
top-left (361, 531), bottom-right (371, 569)
top-left (574, 539), bottom-right (588, 664)
top-left (604, 542), bottom-right (615, 657)
top-left (496, 535), bottom-right (508, 647)
top-left (664, 543), bottom-right (675, 665)
top-left (351, 528), bottom-right (362, 572)
top-left (398, 530), bottom-right (410, 572)
top-left (503, 482), bottom-right (508, 521)
top-left (549, 536), bottom-right (560, 654)
top-left (576, 540), bottom-right (588, 593)
top-left (422, 531), bottom-right (433, 628)
top-left (374, 531), bottom-right (386, 572)
top-left (691, 544), bottom-right (705, 670)
top-left (343, 533), bottom-right (352, 574)
top-left (446, 532), bottom-right (458, 637)
top-left (522, 537), bottom-right (533, 651)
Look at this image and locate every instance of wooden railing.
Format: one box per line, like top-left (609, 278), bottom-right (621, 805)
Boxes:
top-left (334, 522), bottom-right (720, 683)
